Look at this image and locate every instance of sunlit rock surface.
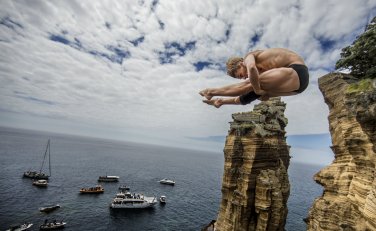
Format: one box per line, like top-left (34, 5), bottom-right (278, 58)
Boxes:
top-left (306, 73), bottom-right (376, 231)
top-left (213, 97), bottom-right (291, 231)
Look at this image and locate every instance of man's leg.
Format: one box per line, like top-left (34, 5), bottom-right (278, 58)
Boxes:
top-left (258, 67), bottom-right (300, 93)
top-left (199, 81), bottom-right (253, 100)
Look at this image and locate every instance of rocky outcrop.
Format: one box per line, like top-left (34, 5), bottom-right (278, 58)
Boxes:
top-left (214, 97), bottom-right (291, 231)
top-left (306, 73), bottom-right (376, 231)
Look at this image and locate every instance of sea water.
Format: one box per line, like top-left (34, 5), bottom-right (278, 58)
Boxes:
top-left (0, 127), bottom-right (324, 231)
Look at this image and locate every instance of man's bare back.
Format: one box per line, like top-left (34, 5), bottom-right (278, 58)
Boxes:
top-left (246, 48), bottom-right (305, 73)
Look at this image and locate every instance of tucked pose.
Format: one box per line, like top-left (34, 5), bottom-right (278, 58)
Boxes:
top-left (199, 48), bottom-right (309, 108)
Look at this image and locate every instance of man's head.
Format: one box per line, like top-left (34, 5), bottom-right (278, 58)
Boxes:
top-left (226, 57), bottom-right (246, 79)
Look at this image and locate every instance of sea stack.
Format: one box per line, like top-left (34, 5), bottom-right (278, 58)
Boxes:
top-left (306, 73), bottom-right (376, 230)
top-left (214, 97), bottom-right (291, 231)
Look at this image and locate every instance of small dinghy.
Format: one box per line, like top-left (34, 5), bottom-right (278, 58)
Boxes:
top-left (33, 179), bottom-right (48, 187)
top-left (39, 204), bottom-right (60, 213)
top-left (159, 178), bottom-right (175, 186)
top-left (159, 195), bottom-right (166, 204)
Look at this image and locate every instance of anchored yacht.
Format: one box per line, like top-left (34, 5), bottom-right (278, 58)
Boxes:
top-left (98, 175), bottom-right (119, 182)
top-left (110, 191), bottom-right (157, 209)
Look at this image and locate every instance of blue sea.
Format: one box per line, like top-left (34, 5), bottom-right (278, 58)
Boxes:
top-left (0, 127), bottom-right (324, 231)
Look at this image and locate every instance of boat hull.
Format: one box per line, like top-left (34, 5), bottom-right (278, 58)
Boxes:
top-left (160, 183), bottom-right (174, 186)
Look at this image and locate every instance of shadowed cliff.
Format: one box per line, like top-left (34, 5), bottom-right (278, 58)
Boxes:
top-left (306, 73), bottom-right (376, 230)
top-left (209, 97), bottom-right (291, 231)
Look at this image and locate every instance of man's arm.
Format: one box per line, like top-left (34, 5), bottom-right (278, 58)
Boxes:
top-left (243, 54), bottom-right (266, 95)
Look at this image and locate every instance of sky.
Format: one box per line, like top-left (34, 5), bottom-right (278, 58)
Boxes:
top-left (0, 0), bottom-right (375, 165)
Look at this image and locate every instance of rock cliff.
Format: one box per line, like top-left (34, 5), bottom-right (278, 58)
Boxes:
top-left (213, 97), bottom-right (291, 231)
top-left (306, 73), bottom-right (376, 230)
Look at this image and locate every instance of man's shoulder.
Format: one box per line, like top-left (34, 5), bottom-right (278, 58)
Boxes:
top-left (244, 50), bottom-right (263, 59)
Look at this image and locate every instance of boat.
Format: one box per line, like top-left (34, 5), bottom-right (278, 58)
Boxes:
top-left (6, 222), bottom-right (33, 231)
top-left (159, 195), bottom-right (166, 204)
top-left (159, 178), bottom-right (175, 186)
top-left (39, 220), bottom-right (66, 230)
top-left (118, 185), bottom-right (130, 191)
top-left (32, 179), bottom-right (48, 187)
top-left (23, 139), bottom-right (51, 180)
top-left (23, 171), bottom-right (49, 180)
top-left (98, 175), bottom-right (119, 182)
top-left (110, 191), bottom-right (157, 209)
top-left (79, 185), bottom-right (104, 194)
top-left (39, 204), bottom-right (60, 213)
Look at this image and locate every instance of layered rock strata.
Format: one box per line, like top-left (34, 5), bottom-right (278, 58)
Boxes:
top-left (215, 97), bottom-right (291, 231)
top-left (306, 73), bottom-right (376, 231)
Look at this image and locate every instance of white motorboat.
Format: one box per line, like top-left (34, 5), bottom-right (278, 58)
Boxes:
top-left (33, 179), bottom-right (48, 187)
top-left (6, 222), bottom-right (33, 231)
top-left (110, 192), bottom-right (157, 209)
top-left (159, 195), bottom-right (166, 204)
top-left (98, 175), bottom-right (119, 182)
top-left (40, 220), bottom-right (66, 230)
top-left (159, 178), bottom-right (175, 186)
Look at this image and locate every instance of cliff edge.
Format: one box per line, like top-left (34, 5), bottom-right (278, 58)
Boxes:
top-left (306, 73), bottom-right (376, 230)
top-left (213, 97), bottom-right (291, 231)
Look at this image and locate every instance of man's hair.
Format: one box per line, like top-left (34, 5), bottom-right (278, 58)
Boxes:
top-left (226, 57), bottom-right (243, 77)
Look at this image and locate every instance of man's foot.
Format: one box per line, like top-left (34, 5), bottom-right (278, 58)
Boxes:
top-left (199, 89), bottom-right (213, 100)
top-left (203, 99), bottom-right (222, 108)
top-left (203, 99), bottom-right (214, 106)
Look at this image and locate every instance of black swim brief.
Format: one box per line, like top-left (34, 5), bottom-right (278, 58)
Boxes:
top-left (239, 91), bottom-right (260, 105)
top-left (289, 64), bottom-right (309, 93)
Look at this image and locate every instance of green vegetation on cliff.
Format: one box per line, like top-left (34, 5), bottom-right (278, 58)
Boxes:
top-left (336, 16), bottom-right (376, 79)
top-left (346, 78), bottom-right (375, 93)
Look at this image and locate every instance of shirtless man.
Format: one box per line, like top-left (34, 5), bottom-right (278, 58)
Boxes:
top-left (199, 48), bottom-right (309, 108)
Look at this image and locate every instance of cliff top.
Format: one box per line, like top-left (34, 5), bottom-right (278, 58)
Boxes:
top-left (230, 97), bottom-right (288, 137)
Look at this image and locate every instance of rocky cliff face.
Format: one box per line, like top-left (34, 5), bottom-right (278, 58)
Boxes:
top-left (306, 73), bottom-right (376, 231)
top-left (214, 97), bottom-right (291, 231)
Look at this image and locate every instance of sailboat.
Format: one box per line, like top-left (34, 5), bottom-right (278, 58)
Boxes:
top-left (23, 139), bottom-right (51, 180)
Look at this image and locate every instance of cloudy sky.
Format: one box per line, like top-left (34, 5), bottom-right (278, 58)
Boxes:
top-left (1, 0), bottom-right (375, 165)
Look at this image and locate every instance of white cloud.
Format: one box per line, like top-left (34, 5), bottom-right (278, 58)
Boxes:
top-left (0, 0), bottom-right (375, 153)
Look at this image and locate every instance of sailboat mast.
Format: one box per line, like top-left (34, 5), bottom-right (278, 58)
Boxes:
top-left (40, 139), bottom-right (49, 174)
top-left (48, 139), bottom-right (51, 176)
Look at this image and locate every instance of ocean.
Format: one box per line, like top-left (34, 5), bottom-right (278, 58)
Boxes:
top-left (0, 127), bottom-right (324, 231)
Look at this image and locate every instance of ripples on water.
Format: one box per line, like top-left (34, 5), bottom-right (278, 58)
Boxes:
top-left (0, 127), bottom-right (324, 230)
